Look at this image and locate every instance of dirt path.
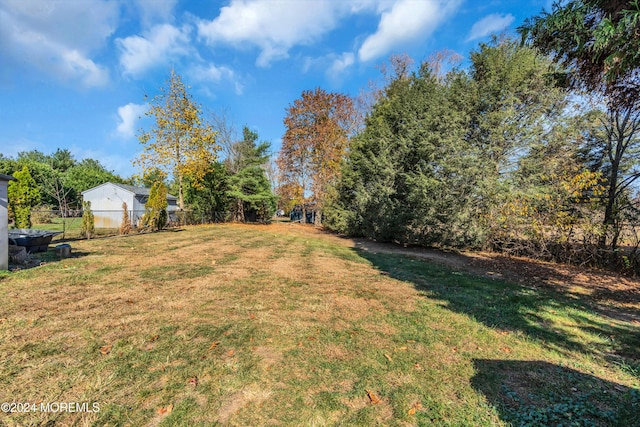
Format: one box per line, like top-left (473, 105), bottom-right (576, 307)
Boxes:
top-left (350, 237), bottom-right (640, 323)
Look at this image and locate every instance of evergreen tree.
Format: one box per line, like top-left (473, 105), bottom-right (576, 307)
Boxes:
top-left (227, 127), bottom-right (276, 222)
top-left (120, 202), bottom-right (133, 235)
top-left (327, 64), bottom-right (478, 246)
top-left (81, 201), bottom-right (95, 239)
top-left (8, 166), bottom-right (41, 228)
top-left (144, 181), bottom-right (168, 231)
top-left (184, 161), bottom-right (230, 222)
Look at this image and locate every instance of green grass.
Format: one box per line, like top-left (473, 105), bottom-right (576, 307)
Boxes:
top-left (31, 217), bottom-right (118, 240)
top-left (0, 223), bottom-right (638, 426)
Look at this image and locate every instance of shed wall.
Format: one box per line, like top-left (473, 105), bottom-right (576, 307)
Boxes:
top-left (83, 184), bottom-right (135, 229)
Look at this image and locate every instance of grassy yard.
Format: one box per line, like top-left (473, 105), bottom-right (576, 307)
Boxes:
top-left (0, 224), bottom-right (638, 426)
top-left (31, 217), bottom-right (119, 241)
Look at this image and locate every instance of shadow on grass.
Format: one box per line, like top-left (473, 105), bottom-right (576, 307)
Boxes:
top-left (471, 359), bottom-right (640, 426)
top-left (355, 249), bottom-right (640, 368)
top-left (9, 247), bottom-right (91, 272)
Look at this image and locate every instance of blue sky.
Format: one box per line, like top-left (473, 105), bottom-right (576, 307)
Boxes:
top-left (0, 0), bottom-right (553, 178)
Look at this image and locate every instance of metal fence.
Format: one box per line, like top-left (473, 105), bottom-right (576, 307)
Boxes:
top-left (29, 209), bottom-right (235, 241)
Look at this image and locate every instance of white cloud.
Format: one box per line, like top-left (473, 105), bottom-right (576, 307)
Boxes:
top-left (116, 24), bottom-right (192, 77)
top-left (0, 0), bottom-right (117, 87)
top-left (466, 13), bottom-right (515, 42)
top-left (188, 64), bottom-right (244, 95)
top-left (189, 64), bottom-right (232, 82)
top-left (358, 0), bottom-right (462, 62)
top-left (132, 0), bottom-right (179, 27)
top-left (329, 52), bottom-right (356, 78)
top-left (116, 103), bottom-right (149, 138)
top-left (197, 0), bottom-right (379, 67)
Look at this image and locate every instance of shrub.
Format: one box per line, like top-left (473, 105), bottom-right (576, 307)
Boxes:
top-left (119, 202), bottom-right (133, 235)
top-left (31, 206), bottom-right (56, 224)
top-left (81, 201), bottom-right (95, 239)
top-left (143, 182), bottom-right (168, 231)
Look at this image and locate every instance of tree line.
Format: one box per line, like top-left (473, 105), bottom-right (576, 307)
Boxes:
top-left (0, 150), bottom-right (127, 226)
top-left (2, 70), bottom-right (277, 229)
top-left (277, 1), bottom-right (640, 274)
top-left (5, 1), bottom-right (639, 274)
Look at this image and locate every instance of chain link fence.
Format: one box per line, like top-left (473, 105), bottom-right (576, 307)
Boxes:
top-left (29, 209), bottom-right (237, 241)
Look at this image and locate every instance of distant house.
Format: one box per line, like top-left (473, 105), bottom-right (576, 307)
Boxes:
top-left (81, 182), bottom-right (178, 228)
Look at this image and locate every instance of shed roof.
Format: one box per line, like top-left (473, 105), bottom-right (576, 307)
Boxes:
top-left (82, 182), bottom-right (178, 201)
top-left (0, 173), bottom-right (16, 182)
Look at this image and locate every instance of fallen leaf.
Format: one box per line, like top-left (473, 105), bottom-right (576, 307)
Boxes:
top-left (365, 389), bottom-right (381, 404)
top-left (100, 344), bottom-right (112, 355)
top-left (408, 402), bottom-right (422, 415)
top-left (500, 347), bottom-right (512, 353)
top-left (384, 353), bottom-right (393, 362)
top-left (208, 341), bottom-right (219, 350)
top-left (249, 313), bottom-right (256, 319)
top-left (187, 376), bottom-right (198, 387)
top-left (157, 403), bottom-right (173, 415)
top-left (414, 363), bottom-right (422, 370)
top-left (227, 349), bottom-right (235, 357)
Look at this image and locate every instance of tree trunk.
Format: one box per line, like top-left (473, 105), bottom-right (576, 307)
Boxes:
top-left (236, 198), bottom-right (244, 222)
top-left (178, 173), bottom-right (184, 210)
top-left (601, 164), bottom-right (619, 249)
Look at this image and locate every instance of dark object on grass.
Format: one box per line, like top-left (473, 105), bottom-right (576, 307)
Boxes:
top-left (55, 244), bottom-right (72, 258)
top-left (8, 229), bottom-right (61, 253)
top-left (8, 245), bottom-right (28, 264)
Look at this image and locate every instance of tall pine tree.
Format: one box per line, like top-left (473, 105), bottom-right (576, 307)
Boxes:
top-left (227, 127), bottom-right (276, 223)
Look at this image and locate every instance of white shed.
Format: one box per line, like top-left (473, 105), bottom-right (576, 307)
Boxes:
top-left (81, 182), bottom-right (178, 228)
top-left (1, 173), bottom-right (16, 270)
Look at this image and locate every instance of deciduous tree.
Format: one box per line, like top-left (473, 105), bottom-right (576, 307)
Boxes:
top-left (277, 88), bottom-right (355, 224)
top-left (135, 69), bottom-right (218, 210)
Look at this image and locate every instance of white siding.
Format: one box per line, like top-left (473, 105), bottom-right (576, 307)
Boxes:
top-left (82, 183), bottom-right (135, 229)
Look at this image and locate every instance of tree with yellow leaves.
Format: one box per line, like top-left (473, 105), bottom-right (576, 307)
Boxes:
top-left (134, 69), bottom-right (218, 210)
